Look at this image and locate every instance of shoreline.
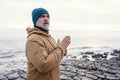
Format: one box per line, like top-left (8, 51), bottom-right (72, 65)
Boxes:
top-left (0, 48), bottom-right (120, 80)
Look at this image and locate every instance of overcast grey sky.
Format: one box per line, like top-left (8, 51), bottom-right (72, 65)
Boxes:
top-left (0, 0), bottom-right (120, 31)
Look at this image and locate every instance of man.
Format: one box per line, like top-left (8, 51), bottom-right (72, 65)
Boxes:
top-left (25, 8), bottom-right (71, 80)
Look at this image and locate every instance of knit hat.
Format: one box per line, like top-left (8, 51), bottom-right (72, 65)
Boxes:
top-left (32, 8), bottom-right (49, 25)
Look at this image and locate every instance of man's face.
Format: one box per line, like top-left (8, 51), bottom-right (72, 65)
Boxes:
top-left (36, 14), bottom-right (50, 30)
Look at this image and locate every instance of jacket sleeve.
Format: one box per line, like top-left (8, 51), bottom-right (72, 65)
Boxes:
top-left (26, 38), bottom-right (66, 73)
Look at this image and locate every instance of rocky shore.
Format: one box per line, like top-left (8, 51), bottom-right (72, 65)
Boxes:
top-left (0, 49), bottom-right (120, 80)
top-left (60, 57), bottom-right (120, 80)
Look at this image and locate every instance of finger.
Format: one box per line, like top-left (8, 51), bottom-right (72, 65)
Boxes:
top-left (68, 35), bottom-right (71, 40)
top-left (64, 41), bottom-right (71, 48)
top-left (61, 36), bottom-right (71, 44)
top-left (67, 36), bottom-right (71, 40)
top-left (64, 36), bottom-right (68, 40)
top-left (65, 36), bottom-right (71, 40)
top-left (66, 40), bottom-right (71, 44)
top-left (61, 36), bottom-right (68, 42)
top-left (64, 37), bottom-right (71, 43)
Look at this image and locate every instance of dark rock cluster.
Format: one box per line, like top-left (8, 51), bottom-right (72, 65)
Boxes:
top-left (60, 57), bottom-right (120, 80)
top-left (0, 69), bottom-right (26, 80)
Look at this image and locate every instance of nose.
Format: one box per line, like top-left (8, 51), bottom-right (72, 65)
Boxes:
top-left (44, 16), bottom-right (49, 21)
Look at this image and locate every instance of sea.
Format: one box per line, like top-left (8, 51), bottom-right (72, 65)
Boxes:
top-left (0, 28), bottom-right (120, 72)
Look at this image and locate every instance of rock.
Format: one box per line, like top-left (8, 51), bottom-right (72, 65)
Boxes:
top-left (115, 57), bottom-right (120, 61)
top-left (104, 72), bottom-right (120, 80)
top-left (15, 77), bottom-right (26, 80)
top-left (60, 71), bottom-right (76, 77)
top-left (17, 69), bottom-right (26, 79)
top-left (77, 70), bottom-right (86, 76)
top-left (82, 55), bottom-right (88, 58)
top-left (94, 73), bottom-right (105, 79)
top-left (104, 52), bottom-right (109, 55)
top-left (0, 62), bottom-right (3, 65)
top-left (65, 66), bottom-right (77, 73)
top-left (60, 74), bottom-right (73, 80)
top-left (79, 76), bottom-right (93, 80)
top-left (0, 74), bottom-right (8, 80)
top-left (6, 72), bottom-right (19, 80)
top-left (86, 73), bottom-right (98, 79)
top-left (111, 52), bottom-right (119, 57)
top-left (60, 65), bottom-right (66, 71)
top-left (115, 74), bottom-right (120, 79)
top-left (84, 52), bottom-right (94, 55)
top-left (92, 54), bottom-right (103, 58)
top-left (113, 49), bottom-right (120, 54)
top-left (73, 76), bottom-right (82, 80)
top-left (70, 56), bottom-right (77, 59)
top-left (92, 54), bottom-right (107, 59)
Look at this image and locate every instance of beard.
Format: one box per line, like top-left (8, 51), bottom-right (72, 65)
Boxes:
top-left (36, 23), bottom-right (49, 30)
top-left (40, 25), bottom-right (49, 30)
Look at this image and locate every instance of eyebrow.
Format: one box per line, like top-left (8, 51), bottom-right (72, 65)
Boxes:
top-left (41, 14), bottom-right (49, 18)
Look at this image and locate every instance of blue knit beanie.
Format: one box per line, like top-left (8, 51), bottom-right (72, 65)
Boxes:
top-left (32, 8), bottom-right (49, 25)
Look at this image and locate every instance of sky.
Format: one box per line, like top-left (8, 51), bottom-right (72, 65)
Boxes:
top-left (0, 0), bottom-right (120, 31)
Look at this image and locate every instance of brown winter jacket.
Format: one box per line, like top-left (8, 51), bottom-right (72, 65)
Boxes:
top-left (25, 27), bottom-right (66, 80)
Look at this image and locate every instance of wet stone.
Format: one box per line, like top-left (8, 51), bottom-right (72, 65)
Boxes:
top-left (15, 77), bottom-right (26, 80)
top-left (104, 73), bottom-right (119, 80)
top-left (82, 55), bottom-right (88, 58)
top-left (60, 74), bottom-right (73, 80)
top-left (6, 72), bottom-right (19, 80)
top-left (65, 66), bottom-right (77, 73)
top-left (73, 76), bottom-right (82, 80)
top-left (80, 76), bottom-right (93, 80)
top-left (0, 74), bottom-right (8, 80)
top-left (17, 69), bottom-right (26, 79)
top-left (94, 73), bottom-right (105, 79)
top-left (86, 73), bottom-right (98, 79)
top-left (84, 52), bottom-right (94, 55)
top-left (115, 73), bottom-right (120, 77)
top-left (60, 71), bottom-right (76, 77)
top-left (77, 70), bottom-right (86, 76)
top-left (60, 65), bottom-right (66, 71)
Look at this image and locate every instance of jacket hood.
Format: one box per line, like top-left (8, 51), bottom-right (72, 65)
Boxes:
top-left (26, 27), bottom-right (49, 38)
